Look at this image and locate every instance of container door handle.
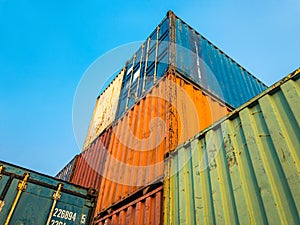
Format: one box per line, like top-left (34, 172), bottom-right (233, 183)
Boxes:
top-left (46, 183), bottom-right (63, 225)
top-left (0, 165), bottom-right (3, 180)
top-left (4, 172), bottom-right (29, 225)
top-left (0, 165), bottom-right (4, 212)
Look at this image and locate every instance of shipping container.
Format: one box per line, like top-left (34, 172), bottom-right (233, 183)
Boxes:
top-left (164, 68), bottom-right (300, 225)
top-left (116, 17), bottom-right (170, 119)
top-left (0, 160), bottom-right (97, 225)
top-left (83, 69), bottom-right (125, 150)
top-left (96, 71), bottom-right (231, 213)
top-left (94, 185), bottom-right (163, 225)
top-left (55, 156), bottom-right (78, 182)
top-left (71, 128), bottom-right (112, 189)
top-left (171, 12), bottom-right (267, 108)
top-left (116, 11), bottom-right (266, 118)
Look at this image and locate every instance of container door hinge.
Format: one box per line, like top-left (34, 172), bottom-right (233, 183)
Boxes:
top-left (4, 172), bottom-right (30, 225)
top-left (46, 183), bottom-right (63, 225)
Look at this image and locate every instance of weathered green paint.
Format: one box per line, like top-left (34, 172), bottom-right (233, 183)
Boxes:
top-left (0, 161), bottom-right (97, 225)
top-left (163, 69), bottom-right (300, 225)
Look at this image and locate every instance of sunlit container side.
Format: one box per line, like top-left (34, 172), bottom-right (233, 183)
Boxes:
top-left (83, 69), bottom-right (125, 150)
top-left (55, 156), bottom-right (78, 182)
top-left (0, 161), bottom-right (97, 225)
top-left (164, 68), bottom-right (300, 225)
top-left (116, 11), bottom-right (267, 119)
top-left (169, 11), bottom-right (267, 109)
top-left (94, 186), bottom-right (163, 225)
top-left (95, 71), bottom-right (231, 213)
top-left (71, 128), bottom-right (112, 189)
top-left (116, 17), bottom-right (169, 119)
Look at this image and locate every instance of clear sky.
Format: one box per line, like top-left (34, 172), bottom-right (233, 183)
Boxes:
top-left (0, 0), bottom-right (299, 176)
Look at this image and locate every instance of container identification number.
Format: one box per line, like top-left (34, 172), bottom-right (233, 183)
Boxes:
top-left (53, 208), bottom-right (76, 221)
top-left (51, 220), bottom-right (66, 225)
top-left (52, 208), bottom-right (87, 224)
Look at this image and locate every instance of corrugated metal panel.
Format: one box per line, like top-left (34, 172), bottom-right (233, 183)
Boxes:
top-left (171, 12), bottom-right (267, 109)
top-left (72, 128), bottom-right (112, 189)
top-left (96, 71), bottom-right (231, 213)
top-left (55, 156), bottom-right (77, 181)
top-left (83, 70), bottom-right (125, 150)
top-left (115, 11), bottom-right (266, 118)
top-left (164, 68), bottom-right (300, 225)
top-left (116, 17), bottom-right (169, 119)
top-left (0, 160), bottom-right (97, 225)
top-left (94, 186), bottom-right (163, 225)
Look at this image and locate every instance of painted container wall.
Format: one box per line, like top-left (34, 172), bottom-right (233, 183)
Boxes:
top-left (96, 72), bottom-right (231, 213)
top-left (72, 128), bottom-right (112, 189)
top-left (83, 70), bottom-right (124, 150)
top-left (0, 161), bottom-right (97, 225)
top-left (55, 156), bottom-right (77, 182)
top-left (94, 186), bottom-right (163, 225)
top-left (116, 11), bottom-right (267, 119)
top-left (116, 17), bottom-right (169, 119)
top-left (164, 69), bottom-right (300, 225)
top-left (171, 12), bottom-right (267, 109)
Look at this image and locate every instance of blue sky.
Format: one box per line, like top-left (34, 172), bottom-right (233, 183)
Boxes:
top-left (0, 0), bottom-right (299, 176)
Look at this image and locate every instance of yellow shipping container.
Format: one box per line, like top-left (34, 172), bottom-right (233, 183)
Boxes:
top-left (83, 69), bottom-right (125, 150)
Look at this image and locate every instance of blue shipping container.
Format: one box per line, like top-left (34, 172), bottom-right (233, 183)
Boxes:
top-left (0, 161), bottom-right (97, 225)
top-left (115, 11), bottom-right (267, 119)
top-left (55, 156), bottom-right (77, 182)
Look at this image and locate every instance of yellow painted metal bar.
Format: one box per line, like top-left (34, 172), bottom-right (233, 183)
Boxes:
top-left (4, 173), bottom-right (29, 225)
top-left (0, 165), bottom-right (3, 179)
top-left (46, 183), bottom-right (63, 225)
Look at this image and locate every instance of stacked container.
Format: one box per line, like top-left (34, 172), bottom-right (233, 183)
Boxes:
top-left (92, 11), bottom-right (266, 222)
top-left (164, 68), bottom-right (300, 225)
top-left (56, 11), bottom-right (271, 224)
top-left (83, 69), bottom-right (125, 150)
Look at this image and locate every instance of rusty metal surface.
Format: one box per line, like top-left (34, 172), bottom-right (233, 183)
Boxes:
top-left (94, 186), bottom-right (163, 225)
top-left (71, 128), bottom-right (112, 189)
top-left (95, 71), bottom-right (231, 214)
top-left (83, 70), bottom-right (124, 150)
top-left (164, 68), bottom-right (300, 225)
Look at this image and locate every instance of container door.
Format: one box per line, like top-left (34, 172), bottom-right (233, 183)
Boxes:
top-left (0, 171), bottom-right (93, 225)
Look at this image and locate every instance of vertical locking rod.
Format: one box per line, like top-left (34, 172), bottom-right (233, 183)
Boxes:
top-left (46, 183), bottom-right (63, 225)
top-left (4, 172), bottom-right (29, 225)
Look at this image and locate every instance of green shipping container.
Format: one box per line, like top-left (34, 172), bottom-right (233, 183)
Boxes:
top-left (0, 161), bottom-right (97, 225)
top-left (164, 68), bottom-right (300, 225)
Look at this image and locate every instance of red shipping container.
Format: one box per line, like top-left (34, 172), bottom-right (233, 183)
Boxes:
top-left (94, 186), bottom-right (163, 225)
top-left (71, 128), bottom-right (112, 189)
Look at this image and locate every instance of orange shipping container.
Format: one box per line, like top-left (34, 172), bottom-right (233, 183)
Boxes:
top-left (94, 186), bottom-right (163, 225)
top-left (96, 70), bottom-right (231, 213)
top-left (71, 128), bottom-right (112, 189)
